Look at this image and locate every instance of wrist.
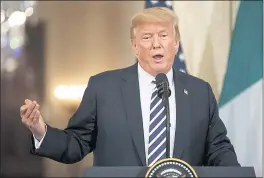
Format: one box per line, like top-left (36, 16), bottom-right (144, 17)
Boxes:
top-left (33, 123), bottom-right (47, 141)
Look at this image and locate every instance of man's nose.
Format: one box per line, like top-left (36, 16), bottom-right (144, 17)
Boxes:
top-left (152, 35), bottom-right (161, 49)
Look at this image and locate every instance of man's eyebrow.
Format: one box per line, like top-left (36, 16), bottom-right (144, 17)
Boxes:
top-left (141, 32), bottom-right (152, 35)
top-left (159, 30), bottom-right (168, 33)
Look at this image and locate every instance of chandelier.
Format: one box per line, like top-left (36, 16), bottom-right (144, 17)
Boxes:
top-left (1, 1), bottom-right (37, 74)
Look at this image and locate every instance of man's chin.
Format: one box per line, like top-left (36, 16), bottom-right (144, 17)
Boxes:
top-left (152, 66), bottom-right (170, 75)
top-left (153, 62), bottom-right (167, 68)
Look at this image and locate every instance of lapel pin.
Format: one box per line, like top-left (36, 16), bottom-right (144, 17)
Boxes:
top-left (184, 89), bottom-right (188, 95)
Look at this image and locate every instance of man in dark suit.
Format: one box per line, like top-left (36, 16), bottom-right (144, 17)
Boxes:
top-left (20, 7), bottom-right (240, 167)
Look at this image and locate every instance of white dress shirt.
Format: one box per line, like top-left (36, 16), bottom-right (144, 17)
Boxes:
top-left (137, 63), bottom-right (176, 165)
top-left (33, 126), bottom-right (46, 149)
top-left (34, 64), bottom-right (177, 164)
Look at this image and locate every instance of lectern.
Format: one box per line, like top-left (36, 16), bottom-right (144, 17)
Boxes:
top-left (83, 166), bottom-right (256, 177)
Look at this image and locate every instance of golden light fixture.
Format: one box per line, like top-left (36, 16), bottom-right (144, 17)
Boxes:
top-left (54, 84), bottom-right (87, 113)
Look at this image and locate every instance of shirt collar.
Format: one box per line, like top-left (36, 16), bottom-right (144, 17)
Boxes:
top-left (137, 63), bottom-right (174, 87)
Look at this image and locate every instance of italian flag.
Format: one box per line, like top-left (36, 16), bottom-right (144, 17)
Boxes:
top-left (219, 1), bottom-right (263, 177)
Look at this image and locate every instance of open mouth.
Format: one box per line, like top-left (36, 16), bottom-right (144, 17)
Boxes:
top-left (152, 54), bottom-right (164, 63)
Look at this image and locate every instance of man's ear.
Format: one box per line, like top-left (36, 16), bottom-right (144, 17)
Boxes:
top-left (131, 38), bottom-right (138, 56)
top-left (174, 40), bottom-right (179, 53)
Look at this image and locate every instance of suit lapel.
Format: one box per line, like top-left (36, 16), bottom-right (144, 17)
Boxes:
top-left (173, 70), bottom-right (191, 159)
top-left (121, 63), bottom-right (146, 166)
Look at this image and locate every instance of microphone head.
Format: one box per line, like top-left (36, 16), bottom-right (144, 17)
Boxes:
top-left (155, 73), bottom-right (169, 85)
top-left (155, 73), bottom-right (171, 98)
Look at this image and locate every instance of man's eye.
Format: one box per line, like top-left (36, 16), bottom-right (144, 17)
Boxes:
top-left (161, 34), bottom-right (168, 37)
top-left (143, 36), bottom-right (151, 40)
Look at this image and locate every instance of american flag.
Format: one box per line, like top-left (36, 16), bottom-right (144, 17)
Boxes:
top-left (145, 0), bottom-right (188, 73)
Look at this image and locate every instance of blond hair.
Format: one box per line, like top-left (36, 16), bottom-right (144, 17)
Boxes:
top-left (130, 7), bottom-right (180, 40)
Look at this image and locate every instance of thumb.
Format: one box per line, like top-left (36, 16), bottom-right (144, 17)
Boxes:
top-left (25, 99), bottom-right (32, 105)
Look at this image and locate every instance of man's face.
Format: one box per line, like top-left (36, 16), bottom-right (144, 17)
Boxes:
top-left (132, 21), bottom-right (179, 76)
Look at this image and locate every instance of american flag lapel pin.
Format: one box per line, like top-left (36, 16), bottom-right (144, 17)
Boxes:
top-left (184, 89), bottom-right (188, 95)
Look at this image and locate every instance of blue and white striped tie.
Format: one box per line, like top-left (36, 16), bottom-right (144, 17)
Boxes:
top-left (148, 84), bottom-right (167, 166)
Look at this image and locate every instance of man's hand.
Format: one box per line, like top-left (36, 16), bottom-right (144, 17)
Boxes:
top-left (20, 99), bottom-right (46, 141)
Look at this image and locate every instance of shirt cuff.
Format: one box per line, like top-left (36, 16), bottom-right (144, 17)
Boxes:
top-left (33, 124), bottom-right (47, 149)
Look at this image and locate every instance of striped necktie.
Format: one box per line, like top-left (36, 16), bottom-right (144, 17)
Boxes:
top-left (148, 83), bottom-right (167, 166)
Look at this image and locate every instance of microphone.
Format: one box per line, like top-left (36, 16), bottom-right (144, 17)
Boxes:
top-left (155, 73), bottom-right (171, 158)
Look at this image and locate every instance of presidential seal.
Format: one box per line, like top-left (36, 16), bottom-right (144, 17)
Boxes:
top-left (145, 158), bottom-right (198, 178)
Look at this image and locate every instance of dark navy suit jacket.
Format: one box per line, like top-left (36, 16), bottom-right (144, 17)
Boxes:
top-left (31, 63), bottom-right (240, 166)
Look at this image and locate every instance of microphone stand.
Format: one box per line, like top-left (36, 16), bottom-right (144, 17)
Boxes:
top-left (158, 81), bottom-right (171, 158)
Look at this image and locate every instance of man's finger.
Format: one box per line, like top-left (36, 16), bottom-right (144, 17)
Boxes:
top-left (24, 102), bottom-right (37, 119)
top-left (27, 109), bottom-right (37, 127)
top-left (20, 105), bottom-right (28, 116)
top-left (25, 99), bottom-right (32, 105)
top-left (35, 104), bottom-right (40, 110)
top-left (21, 116), bottom-right (27, 125)
top-left (32, 110), bottom-right (40, 124)
top-left (29, 108), bottom-right (38, 122)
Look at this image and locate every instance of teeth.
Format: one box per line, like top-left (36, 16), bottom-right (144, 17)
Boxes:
top-left (153, 55), bottom-right (163, 59)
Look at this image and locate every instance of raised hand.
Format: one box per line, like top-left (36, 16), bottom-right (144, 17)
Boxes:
top-left (20, 99), bottom-right (46, 141)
